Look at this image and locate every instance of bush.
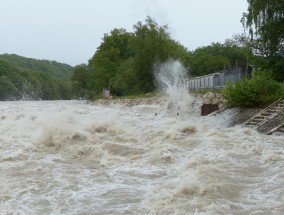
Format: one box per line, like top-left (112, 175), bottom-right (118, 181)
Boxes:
top-left (224, 70), bottom-right (284, 107)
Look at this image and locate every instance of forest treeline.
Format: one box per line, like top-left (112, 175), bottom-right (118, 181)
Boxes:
top-left (0, 55), bottom-right (73, 100)
top-left (0, 54), bottom-right (73, 80)
top-left (71, 17), bottom-right (252, 98)
top-left (1, 0), bottom-right (283, 101)
top-left (72, 4), bottom-right (284, 99)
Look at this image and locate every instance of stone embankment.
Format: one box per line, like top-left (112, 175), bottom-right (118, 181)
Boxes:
top-left (202, 92), bottom-right (228, 110)
top-left (94, 96), bottom-right (164, 107)
top-left (95, 93), bottom-right (227, 110)
top-left (94, 93), bottom-right (284, 135)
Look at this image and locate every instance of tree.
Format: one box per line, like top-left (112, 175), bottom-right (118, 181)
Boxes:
top-left (225, 33), bottom-right (255, 66)
top-left (242, 0), bottom-right (284, 80)
top-left (189, 43), bottom-right (248, 76)
top-left (129, 16), bottom-right (172, 93)
top-left (110, 57), bottom-right (138, 95)
top-left (77, 17), bottom-right (191, 97)
top-left (0, 60), bottom-right (25, 97)
top-left (0, 76), bottom-right (17, 100)
top-left (0, 54), bottom-right (73, 80)
top-left (88, 28), bottom-right (134, 95)
top-left (0, 60), bottom-right (71, 100)
top-left (71, 64), bottom-right (90, 98)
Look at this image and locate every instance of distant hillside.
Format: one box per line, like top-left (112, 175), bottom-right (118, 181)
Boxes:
top-left (0, 54), bottom-right (73, 80)
top-left (0, 59), bottom-right (72, 100)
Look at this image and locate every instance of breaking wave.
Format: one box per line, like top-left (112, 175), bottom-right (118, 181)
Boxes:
top-left (0, 61), bottom-right (283, 214)
top-left (0, 100), bottom-right (283, 214)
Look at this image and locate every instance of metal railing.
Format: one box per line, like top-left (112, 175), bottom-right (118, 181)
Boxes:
top-left (188, 67), bottom-right (250, 90)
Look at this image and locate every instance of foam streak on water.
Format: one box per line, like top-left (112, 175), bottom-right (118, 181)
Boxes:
top-left (0, 100), bottom-right (284, 214)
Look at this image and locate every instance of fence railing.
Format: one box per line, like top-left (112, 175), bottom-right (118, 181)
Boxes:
top-left (188, 67), bottom-right (250, 90)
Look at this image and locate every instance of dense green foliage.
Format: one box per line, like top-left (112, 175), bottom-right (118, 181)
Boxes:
top-left (0, 54), bottom-right (73, 80)
top-left (189, 42), bottom-right (249, 76)
top-left (242, 0), bottom-right (284, 80)
top-left (72, 17), bottom-right (191, 98)
top-left (71, 64), bottom-right (89, 98)
top-left (223, 1), bottom-right (284, 107)
top-left (2, 3), bottom-right (283, 103)
top-left (72, 15), bottom-right (284, 101)
top-left (0, 76), bottom-right (17, 100)
top-left (89, 28), bottom-right (135, 96)
top-left (0, 60), bottom-right (72, 100)
top-left (224, 70), bottom-right (284, 107)
top-left (71, 17), bottom-right (249, 98)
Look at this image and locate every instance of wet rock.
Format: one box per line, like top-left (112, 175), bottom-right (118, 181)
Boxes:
top-left (201, 92), bottom-right (228, 114)
top-left (211, 98), bottom-right (220, 105)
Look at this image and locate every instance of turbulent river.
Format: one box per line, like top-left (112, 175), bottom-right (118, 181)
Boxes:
top-left (0, 99), bottom-right (283, 215)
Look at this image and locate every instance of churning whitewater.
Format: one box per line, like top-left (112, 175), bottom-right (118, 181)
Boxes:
top-left (1, 61), bottom-right (284, 214)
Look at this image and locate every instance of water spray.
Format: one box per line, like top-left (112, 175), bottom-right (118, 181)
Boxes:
top-left (154, 59), bottom-right (198, 115)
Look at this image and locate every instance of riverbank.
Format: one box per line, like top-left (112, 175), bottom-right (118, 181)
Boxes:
top-left (94, 96), bottom-right (165, 107)
top-left (94, 96), bottom-right (284, 134)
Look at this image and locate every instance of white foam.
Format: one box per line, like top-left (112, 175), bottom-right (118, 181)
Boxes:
top-left (0, 100), bottom-right (283, 214)
top-left (155, 59), bottom-right (201, 115)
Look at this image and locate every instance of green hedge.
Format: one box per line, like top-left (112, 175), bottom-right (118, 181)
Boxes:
top-left (224, 70), bottom-right (284, 107)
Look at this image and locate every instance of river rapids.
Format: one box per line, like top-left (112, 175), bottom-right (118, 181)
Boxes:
top-left (0, 98), bottom-right (283, 214)
top-left (1, 60), bottom-right (284, 214)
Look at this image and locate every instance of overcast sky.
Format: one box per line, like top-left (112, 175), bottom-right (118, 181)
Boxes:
top-left (0, 0), bottom-right (248, 66)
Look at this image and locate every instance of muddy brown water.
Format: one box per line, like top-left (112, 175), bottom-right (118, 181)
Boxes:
top-left (0, 100), bottom-right (283, 214)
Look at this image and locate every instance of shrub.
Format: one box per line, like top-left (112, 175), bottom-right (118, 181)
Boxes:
top-left (224, 70), bottom-right (284, 107)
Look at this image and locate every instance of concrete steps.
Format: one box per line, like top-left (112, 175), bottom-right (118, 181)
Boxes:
top-left (243, 99), bottom-right (284, 134)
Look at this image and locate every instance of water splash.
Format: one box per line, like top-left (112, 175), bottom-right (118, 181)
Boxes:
top-left (154, 59), bottom-right (200, 114)
top-left (1, 100), bottom-right (284, 214)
